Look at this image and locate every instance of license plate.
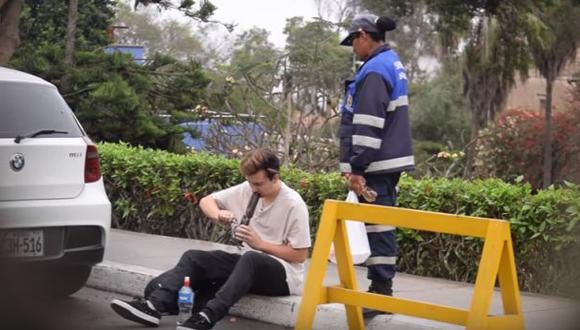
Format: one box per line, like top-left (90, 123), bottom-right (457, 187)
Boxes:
top-left (1, 230), bottom-right (44, 257)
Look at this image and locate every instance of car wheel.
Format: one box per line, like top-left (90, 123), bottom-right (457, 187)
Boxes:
top-left (50, 265), bottom-right (93, 298)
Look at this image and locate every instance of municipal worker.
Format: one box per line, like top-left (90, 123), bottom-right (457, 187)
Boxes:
top-left (339, 13), bottom-right (415, 318)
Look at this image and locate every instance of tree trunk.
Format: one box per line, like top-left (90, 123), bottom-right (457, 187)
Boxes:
top-left (61, 0), bottom-right (79, 93)
top-left (463, 112), bottom-right (481, 179)
top-left (576, 127), bottom-right (580, 184)
top-left (542, 79), bottom-right (554, 188)
top-left (0, 0), bottom-right (23, 64)
top-left (283, 82), bottom-right (292, 165)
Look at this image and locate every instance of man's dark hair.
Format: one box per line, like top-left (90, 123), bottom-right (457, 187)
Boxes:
top-left (341, 15), bottom-right (397, 46)
top-left (369, 16), bottom-right (397, 42)
top-left (239, 148), bottom-right (280, 180)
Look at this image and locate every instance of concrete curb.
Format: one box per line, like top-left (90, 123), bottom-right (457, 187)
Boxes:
top-left (88, 261), bottom-right (453, 329)
top-left (87, 260), bottom-right (301, 327)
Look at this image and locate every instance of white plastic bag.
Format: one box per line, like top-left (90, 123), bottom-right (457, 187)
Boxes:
top-left (329, 191), bottom-right (371, 264)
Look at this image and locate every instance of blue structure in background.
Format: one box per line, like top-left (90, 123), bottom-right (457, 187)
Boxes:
top-left (104, 45), bottom-right (145, 65)
top-left (180, 120), bottom-right (263, 151)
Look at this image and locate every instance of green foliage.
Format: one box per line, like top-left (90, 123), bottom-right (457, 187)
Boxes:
top-left (133, 0), bottom-right (215, 22)
top-left (99, 143), bottom-right (580, 297)
top-left (17, 0), bottom-right (114, 52)
top-left (524, 0), bottom-right (580, 187)
top-left (223, 27), bottom-right (281, 114)
top-left (8, 0), bottom-right (216, 154)
top-left (230, 27), bottom-right (280, 86)
top-left (356, 1), bottom-right (438, 82)
top-left (284, 17), bottom-right (352, 97)
top-left (410, 65), bottom-right (471, 178)
top-left (359, 0), bottom-right (416, 17)
top-left (525, 0), bottom-right (580, 83)
top-left (114, 2), bottom-right (205, 61)
top-left (411, 67), bottom-right (471, 148)
top-left (414, 147), bottom-right (466, 179)
top-left (413, 140), bottom-right (446, 160)
top-left (398, 176), bottom-right (580, 297)
top-left (147, 56), bottom-right (211, 114)
top-left (99, 142), bottom-right (241, 239)
top-left (203, 19), bottom-right (351, 171)
top-left (9, 45), bottom-right (211, 152)
top-left (98, 142), bottom-right (348, 242)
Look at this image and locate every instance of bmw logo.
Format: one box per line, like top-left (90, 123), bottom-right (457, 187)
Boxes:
top-left (9, 153), bottom-right (25, 172)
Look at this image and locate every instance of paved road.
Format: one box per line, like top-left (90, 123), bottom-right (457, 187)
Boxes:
top-left (7, 286), bottom-right (290, 330)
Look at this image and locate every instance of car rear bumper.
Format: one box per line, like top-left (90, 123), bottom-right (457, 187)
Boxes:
top-left (0, 178), bottom-right (111, 266)
top-left (1, 226), bottom-right (106, 265)
top-left (44, 241), bottom-right (105, 266)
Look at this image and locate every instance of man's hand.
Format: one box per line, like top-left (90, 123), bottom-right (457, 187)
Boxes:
top-left (217, 210), bottom-right (235, 225)
top-left (234, 225), bottom-right (263, 250)
top-left (349, 174), bottom-right (366, 195)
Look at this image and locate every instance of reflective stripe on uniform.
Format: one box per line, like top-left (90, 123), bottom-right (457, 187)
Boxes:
top-left (386, 95), bottom-right (408, 112)
top-left (353, 135), bottom-right (382, 149)
top-left (340, 162), bottom-right (351, 173)
top-left (366, 225), bottom-right (396, 233)
top-left (365, 155), bottom-right (415, 172)
top-left (353, 114), bottom-right (385, 129)
top-left (366, 256), bottom-right (397, 266)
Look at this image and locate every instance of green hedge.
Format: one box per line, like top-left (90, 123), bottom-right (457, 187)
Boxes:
top-left (397, 177), bottom-right (580, 297)
top-left (98, 143), bottom-right (580, 297)
top-left (98, 142), bottom-right (347, 242)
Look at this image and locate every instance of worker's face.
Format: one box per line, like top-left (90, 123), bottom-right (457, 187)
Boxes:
top-left (245, 170), bottom-right (279, 198)
top-left (352, 30), bottom-right (372, 61)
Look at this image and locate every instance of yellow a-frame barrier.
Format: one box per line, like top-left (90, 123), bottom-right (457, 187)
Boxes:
top-left (295, 200), bottom-right (524, 330)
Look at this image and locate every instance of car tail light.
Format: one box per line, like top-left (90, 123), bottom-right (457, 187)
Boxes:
top-left (85, 144), bottom-right (101, 183)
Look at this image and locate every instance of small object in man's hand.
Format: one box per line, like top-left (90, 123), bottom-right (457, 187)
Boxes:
top-left (360, 186), bottom-right (377, 202)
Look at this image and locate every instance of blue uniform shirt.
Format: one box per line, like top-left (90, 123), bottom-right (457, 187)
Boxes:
top-left (339, 44), bottom-right (415, 175)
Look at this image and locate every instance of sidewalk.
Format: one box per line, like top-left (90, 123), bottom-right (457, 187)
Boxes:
top-left (88, 229), bottom-right (580, 329)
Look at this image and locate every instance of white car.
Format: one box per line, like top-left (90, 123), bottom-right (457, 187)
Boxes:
top-left (0, 67), bottom-right (111, 297)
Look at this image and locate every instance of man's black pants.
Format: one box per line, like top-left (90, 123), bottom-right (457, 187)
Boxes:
top-left (144, 250), bottom-right (289, 323)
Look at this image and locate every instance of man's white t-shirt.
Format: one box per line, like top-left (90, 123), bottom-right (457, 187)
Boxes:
top-left (211, 181), bottom-right (311, 295)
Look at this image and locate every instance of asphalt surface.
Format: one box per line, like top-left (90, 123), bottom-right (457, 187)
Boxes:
top-left (6, 286), bottom-right (290, 330)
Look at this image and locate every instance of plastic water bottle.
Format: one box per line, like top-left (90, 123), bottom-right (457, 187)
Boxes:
top-left (360, 185), bottom-right (377, 202)
top-left (177, 276), bottom-right (194, 326)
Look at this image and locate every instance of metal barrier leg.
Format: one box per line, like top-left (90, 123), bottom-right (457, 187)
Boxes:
top-left (333, 218), bottom-right (365, 330)
top-left (496, 229), bottom-right (525, 329)
top-left (467, 222), bottom-right (505, 329)
top-left (295, 202), bottom-right (338, 330)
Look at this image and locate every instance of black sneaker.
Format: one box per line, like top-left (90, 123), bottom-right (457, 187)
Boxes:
top-left (363, 280), bottom-right (393, 318)
top-left (110, 297), bottom-right (161, 327)
top-left (177, 312), bottom-right (214, 330)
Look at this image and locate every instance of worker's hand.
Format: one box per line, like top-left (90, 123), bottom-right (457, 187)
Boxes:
top-left (349, 174), bottom-right (366, 195)
top-left (217, 210), bottom-right (235, 225)
top-left (234, 225), bottom-right (262, 250)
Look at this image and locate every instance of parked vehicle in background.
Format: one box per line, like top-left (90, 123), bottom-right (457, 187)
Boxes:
top-left (0, 67), bottom-right (111, 297)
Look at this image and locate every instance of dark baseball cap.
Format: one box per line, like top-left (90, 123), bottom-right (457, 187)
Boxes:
top-left (340, 14), bottom-right (396, 46)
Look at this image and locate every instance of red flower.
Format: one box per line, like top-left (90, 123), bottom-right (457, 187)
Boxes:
top-left (183, 192), bottom-right (198, 204)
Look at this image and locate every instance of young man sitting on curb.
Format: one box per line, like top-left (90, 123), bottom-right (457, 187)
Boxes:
top-left (110, 148), bottom-right (311, 330)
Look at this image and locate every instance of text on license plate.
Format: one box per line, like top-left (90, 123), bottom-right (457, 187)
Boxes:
top-left (1, 230), bottom-right (44, 257)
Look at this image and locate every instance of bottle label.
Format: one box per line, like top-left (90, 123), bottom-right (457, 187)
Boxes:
top-left (178, 292), bottom-right (193, 304)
